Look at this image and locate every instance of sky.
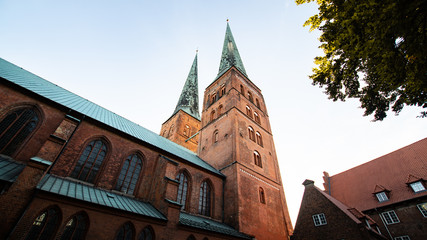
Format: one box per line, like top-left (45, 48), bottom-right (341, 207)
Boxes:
top-left (1, 0), bottom-right (426, 225)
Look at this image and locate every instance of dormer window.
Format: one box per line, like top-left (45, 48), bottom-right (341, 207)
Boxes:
top-left (409, 181), bottom-right (425, 193)
top-left (375, 191), bottom-right (389, 202)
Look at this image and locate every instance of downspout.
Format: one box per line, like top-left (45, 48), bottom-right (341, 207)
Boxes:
top-left (375, 208), bottom-right (393, 240)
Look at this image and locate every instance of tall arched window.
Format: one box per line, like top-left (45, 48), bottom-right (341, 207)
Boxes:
top-left (254, 151), bottom-right (262, 168)
top-left (259, 187), bottom-right (266, 204)
top-left (256, 99), bottom-right (260, 109)
top-left (246, 106), bottom-right (252, 118)
top-left (138, 226), bottom-right (155, 240)
top-left (218, 105), bottom-right (223, 116)
top-left (71, 139), bottom-right (107, 183)
top-left (248, 127), bottom-right (255, 141)
top-left (247, 92), bottom-right (253, 102)
top-left (25, 207), bottom-right (60, 240)
top-left (256, 132), bottom-right (263, 146)
top-left (198, 180), bottom-right (212, 216)
top-left (220, 86), bottom-right (226, 97)
top-left (210, 110), bottom-right (216, 122)
top-left (0, 107), bottom-right (39, 156)
top-left (115, 222), bottom-right (134, 240)
top-left (115, 153), bottom-right (143, 195)
top-left (254, 112), bottom-right (260, 124)
top-left (176, 172), bottom-right (189, 210)
top-left (60, 212), bottom-right (88, 240)
top-left (187, 235), bottom-right (196, 240)
top-left (213, 130), bottom-right (219, 143)
top-left (240, 85), bottom-right (244, 94)
top-left (184, 125), bottom-right (190, 137)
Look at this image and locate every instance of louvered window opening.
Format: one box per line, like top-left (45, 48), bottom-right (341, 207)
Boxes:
top-left (25, 208), bottom-right (59, 240)
top-left (198, 181), bottom-right (211, 216)
top-left (116, 154), bottom-right (143, 195)
top-left (0, 108), bottom-right (39, 156)
top-left (176, 172), bottom-right (189, 210)
top-left (71, 140), bottom-right (107, 183)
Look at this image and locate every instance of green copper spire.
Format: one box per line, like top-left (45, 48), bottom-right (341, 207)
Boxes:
top-left (173, 53), bottom-right (200, 120)
top-left (217, 22), bottom-right (247, 78)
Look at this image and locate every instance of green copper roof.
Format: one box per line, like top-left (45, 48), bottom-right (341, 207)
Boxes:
top-left (179, 212), bottom-right (252, 239)
top-left (0, 58), bottom-right (223, 177)
top-left (38, 174), bottom-right (167, 220)
top-left (173, 53), bottom-right (200, 120)
top-left (216, 22), bottom-right (247, 79)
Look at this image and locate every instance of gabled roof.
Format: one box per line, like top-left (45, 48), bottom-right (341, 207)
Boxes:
top-left (0, 57), bottom-right (223, 177)
top-left (179, 212), bottom-right (252, 239)
top-left (173, 53), bottom-right (200, 120)
top-left (216, 22), bottom-right (247, 80)
top-left (0, 155), bottom-right (25, 183)
top-left (38, 174), bottom-right (167, 221)
top-left (325, 138), bottom-right (427, 211)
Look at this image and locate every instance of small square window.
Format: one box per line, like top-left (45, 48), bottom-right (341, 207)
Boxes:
top-left (376, 192), bottom-right (388, 202)
top-left (417, 203), bottom-right (427, 217)
top-left (382, 210), bottom-right (399, 225)
top-left (409, 181), bottom-right (425, 193)
top-left (312, 213), bottom-right (327, 226)
top-left (394, 236), bottom-right (411, 240)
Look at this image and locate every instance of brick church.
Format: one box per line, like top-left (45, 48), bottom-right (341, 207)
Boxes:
top-left (0, 23), bottom-right (293, 240)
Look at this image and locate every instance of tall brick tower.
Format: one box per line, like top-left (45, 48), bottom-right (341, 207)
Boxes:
top-left (197, 22), bottom-right (293, 239)
top-left (160, 53), bottom-right (201, 152)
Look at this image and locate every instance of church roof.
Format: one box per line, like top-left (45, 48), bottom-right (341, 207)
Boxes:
top-left (324, 138), bottom-right (427, 211)
top-left (216, 22), bottom-right (247, 79)
top-left (173, 53), bottom-right (200, 120)
top-left (37, 174), bottom-right (167, 220)
top-left (0, 57), bottom-right (223, 177)
top-left (0, 155), bottom-right (25, 183)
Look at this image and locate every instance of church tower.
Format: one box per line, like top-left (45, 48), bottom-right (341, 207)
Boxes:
top-left (197, 22), bottom-right (293, 239)
top-left (160, 53), bottom-right (201, 152)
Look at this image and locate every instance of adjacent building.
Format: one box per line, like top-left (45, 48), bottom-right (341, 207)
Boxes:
top-left (0, 23), bottom-right (293, 240)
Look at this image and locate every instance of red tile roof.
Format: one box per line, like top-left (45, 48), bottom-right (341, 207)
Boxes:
top-left (324, 138), bottom-right (427, 211)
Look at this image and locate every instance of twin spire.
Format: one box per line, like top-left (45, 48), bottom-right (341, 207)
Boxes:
top-left (173, 22), bottom-right (246, 120)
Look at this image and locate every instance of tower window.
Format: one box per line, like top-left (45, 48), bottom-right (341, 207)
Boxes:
top-left (247, 92), bottom-right (253, 102)
top-left (246, 106), bottom-right (253, 118)
top-left (115, 153), bottom-right (143, 195)
top-left (259, 187), bottom-right (266, 204)
top-left (198, 180), bottom-right (212, 216)
top-left (0, 107), bottom-right (40, 156)
top-left (184, 125), bottom-right (190, 137)
top-left (256, 132), bottom-right (263, 146)
top-left (220, 86), bottom-right (226, 97)
top-left (71, 139), bottom-right (107, 183)
top-left (248, 127), bottom-right (255, 141)
top-left (254, 112), bottom-right (261, 124)
top-left (25, 207), bottom-right (60, 240)
top-left (256, 99), bottom-right (260, 109)
top-left (218, 105), bottom-right (223, 116)
top-left (240, 85), bottom-right (244, 94)
top-left (210, 110), bottom-right (216, 122)
top-left (254, 151), bottom-right (262, 167)
top-left (213, 130), bottom-right (219, 143)
top-left (176, 172), bottom-right (189, 210)
top-left (211, 93), bottom-right (217, 104)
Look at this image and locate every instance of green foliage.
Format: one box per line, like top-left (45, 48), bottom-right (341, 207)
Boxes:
top-left (297, 0), bottom-right (427, 120)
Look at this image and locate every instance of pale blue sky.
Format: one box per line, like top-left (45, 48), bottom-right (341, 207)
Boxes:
top-left (1, 0), bottom-right (425, 225)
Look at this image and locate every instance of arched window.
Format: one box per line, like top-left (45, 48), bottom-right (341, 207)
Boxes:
top-left (168, 125), bottom-right (174, 137)
top-left (247, 92), bottom-right (253, 102)
top-left (184, 125), bottom-right (190, 137)
top-left (240, 85), bottom-right (244, 94)
top-left (259, 187), bottom-right (266, 204)
top-left (0, 107), bottom-right (39, 156)
top-left (115, 222), bottom-right (134, 240)
top-left (248, 127), bottom-right (255, 141)
top-left (246, 106), bottom-right (252, 118)
top-left (210, 110), bottom-right (216, 122)
top-left (198, 180), bottom-right (212, 216)
top-left (60, 212), bottom-right (88, 240)
top-left (115, 153), bottom-right (143, 195)
top-left (187, 235), bottom-right (196, 240)
top-left (254, 112), bottom-right (260, 124)
top-left (256, 132), bottom-right (263, 146)
top-left (211, 93), bottom-right (217, 104)
top-left (176, 172), bottom-right (189, 210)
top-left (138, 226), bottom-right (155, 240)
top-left (25, 207), bottom-right (60, 240)
top-left (71, 139), bottom-right (107, 183)
top-left (213, 130), bottom-right (219, 143)
top-left (218, 105), bottom-right (223, 116)
top-left (254, 151), bottom-right (262, 168)
top-left (256, 99), bottom-right (260, 109)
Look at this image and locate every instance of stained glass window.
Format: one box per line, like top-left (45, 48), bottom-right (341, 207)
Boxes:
top-left (71, 139), bottom-right (107, 183)
top-left (115, 154), bottom-right (143, 195)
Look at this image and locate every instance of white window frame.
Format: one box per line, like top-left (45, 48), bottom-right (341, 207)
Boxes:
top-left (409, 181), bottom-right (425, 193)
top-left (417, 203), bottom-right (427, 217)
top-left (394, 236), bottom-right (410, 240)
top-left (312, 213), bottom-right (327, 226)
top-left (376, 191), bottom-right (388, 202)
top-left (382, 210), bottom-right (400, 225)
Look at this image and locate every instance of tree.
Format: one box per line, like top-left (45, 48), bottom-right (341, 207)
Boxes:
top-left (296, 0), bottom-right (427, 120)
